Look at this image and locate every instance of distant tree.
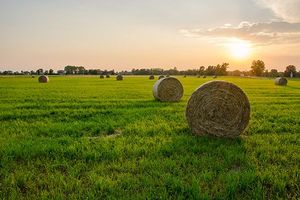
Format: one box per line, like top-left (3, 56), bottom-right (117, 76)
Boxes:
top-left (284, 65), bottom-right (297, 77)
top-left (36, 68), bottom-right (43, 75)
top-left (270, 69), bottom-right (279, 77)
top-left (216, 63), bottom-right (229, 76)
top-left (199, 66), bottom-right (205, 75)
top-left (251, 60), bottom-right (265, 76)
top-left (205, 65), bottom-right (216, 75)
top-left (49, 69), bottom-right (54, 75)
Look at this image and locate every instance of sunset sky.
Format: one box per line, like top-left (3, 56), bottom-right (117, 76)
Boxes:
top-left (1, 0), bottom-right (300, 71)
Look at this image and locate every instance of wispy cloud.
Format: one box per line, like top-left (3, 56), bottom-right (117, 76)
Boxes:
top-left (255, 0), bottom-right (300, 23)
top-left (181, 21), bottom-right (300, 46)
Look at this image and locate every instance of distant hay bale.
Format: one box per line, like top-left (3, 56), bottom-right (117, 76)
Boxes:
top-left (186, 81), bottom-right (250, 137)
top-left (149, 75), bottom-right (155, 80)
top-left (153, 77), bottom-right (184, 102)
top-left (38, 75), bottom-right (49, 83)
top-left (213, 75), bottom-right (217, 79)
top-left (100, 75), bottom-right (104, 79)
top-left (31, 76), bottom-right (35, 78)
top-left (106, 75), bottom-right (110, 78)
top-left (275, 77), bottom-right (287, 86)
top-left (203, 76), bottom-right (207, 78)
top-left (158, 75), bottom-right (165, 80)
top-left (197, 75), bottom-right (201, 78)
top-left (116, 74), bottom-right (123, 81)
top-left (184, 75), bottom-right (187, 78)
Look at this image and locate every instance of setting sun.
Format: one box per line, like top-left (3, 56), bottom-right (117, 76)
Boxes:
top-left (227, 39), bottom-right (252, 59)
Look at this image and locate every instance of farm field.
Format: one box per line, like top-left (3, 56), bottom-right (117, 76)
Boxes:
top-left (0, 76), bottom-right (299, 199)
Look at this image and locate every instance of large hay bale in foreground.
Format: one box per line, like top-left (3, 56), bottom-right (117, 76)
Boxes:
top-left (100, 75), bottom-right (104, 79)
top-left (153, 77), bottom-right (184, 102)
top-left (186, 81), bottom-right (250, 137)
top-left (38, 75), bottom-right (49, 83)
top-left (149, 75), bottom-right (155, 80)
top-left (116, 74), bottom-right (123, 81)
top-left (275, 77), bottom-right (287, 86)
top-left (158, 75), bottom-right (165, 80)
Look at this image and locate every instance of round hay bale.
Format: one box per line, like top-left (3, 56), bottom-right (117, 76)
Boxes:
top-left (197, 75), bottom-right (201, 78)
top-left (186, 81), bottom-right (250, 137)
top-left (275, 77), bottom-right (287, 86)
top-left (203, 76), bottom-right (207, 78)
top-left (153, 77), bottom-right (184, 102)
top-left (149, 75), bottom-right (155, 80)
top-left (106, 75), bottom-right (110, 78)
top-left (31, 76), bottom-right (35, 78)
top-left (158, 75), bottom-right (165, 80)
top-left (213, 75), bottom-right (217, 79)
top-left (184, 75), bottom-right (187, 78)
top-left (38, 75), bottom-right (49, 83)
top-left (100, 75), bottom-right (104, 79)
top-left (116, 74), bottom-right (123, 81)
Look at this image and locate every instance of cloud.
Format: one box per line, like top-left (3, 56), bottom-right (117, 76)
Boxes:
top-left (181, 21), bottom-right (300, 46)
top-left (255, 0), bottom-right (300, 23)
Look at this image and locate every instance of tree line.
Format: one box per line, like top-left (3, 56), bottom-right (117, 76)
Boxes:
top-left (0, 61), bottom-right (299, 77)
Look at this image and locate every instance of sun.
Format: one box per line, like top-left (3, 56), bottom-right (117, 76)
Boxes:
top-left (227, 39), bottom-right (252, 59)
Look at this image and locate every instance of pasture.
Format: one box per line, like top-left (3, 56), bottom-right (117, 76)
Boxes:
top-left (0, 76), bottom-right (299, 199)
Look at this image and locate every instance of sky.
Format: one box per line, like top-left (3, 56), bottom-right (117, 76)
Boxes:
top-left (0, 0), bottom-right (300, 71)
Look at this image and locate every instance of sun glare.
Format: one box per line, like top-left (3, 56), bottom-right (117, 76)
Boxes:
top-left (227, 39), bottom-right (251, 59)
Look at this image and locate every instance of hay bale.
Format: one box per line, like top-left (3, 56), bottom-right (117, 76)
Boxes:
top-left (158, 75), bottom-right (165, 80)
top-left (38, 75), bottom-right (49, 83)
top-left (203, 76), bottom-right (206, 78)
top-left (186, 81), bottom-right (250, 137)
top-left (184, 75), bottom-right (187, 78)
top-left (213, 75), bottom-right (217, 79)
top-left (275, 77), bottom-right (287, 86)
top-left (116, 74), bottom-right (123, 81)
top-left (106, 75), bottom-right (110, 78)
top-left (100, 75), bottom-right (104, 79)
top-left (149, 75), bottom-right (155, 80)
top-left (31, 76), bottom-right (35, 78)
top-left (197, 75), bottom-right (201, 78)
top-left (153, 77), bottom-right (184, 102)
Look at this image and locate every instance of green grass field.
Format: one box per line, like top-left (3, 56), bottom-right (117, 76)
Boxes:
top-left (0, 76), bottom-right (299, 199)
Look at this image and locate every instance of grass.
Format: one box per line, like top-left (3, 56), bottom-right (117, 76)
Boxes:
top-left (0, 75), bottom-right (299, 199)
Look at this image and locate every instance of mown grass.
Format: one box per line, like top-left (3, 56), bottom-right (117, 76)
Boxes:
top-left (0, 76), bottom-right (299, 199)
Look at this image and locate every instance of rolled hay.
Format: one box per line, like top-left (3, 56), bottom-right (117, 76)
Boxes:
top-left (100, 75), bottom-right (104, 79)
top-left (116, 74), bottom-right (123, 81)
top-left (184, 75), bottom-right (187, 78)
top-left (186, 81), bottom-right (250, 137)
top-left (38, 75), bottom-right (49, 83)
top-left (149, 75), bottom-right (155, 80)
top-left (31, 76), bottom-right (35, 78)
top-left (203, 76), bottom-right (207, 78)
top-left (106, 75), bottom-right (110, 78)
top-left (158, 75), bottom-right (165, 80)
top-left (275, 77), bottom-right (288, 86)
top-left (153, 77), bottom-right (184, 102)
